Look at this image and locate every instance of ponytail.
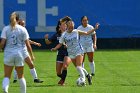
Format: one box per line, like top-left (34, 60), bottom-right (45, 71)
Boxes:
top-left (10, 12), bottom-right (19, 30)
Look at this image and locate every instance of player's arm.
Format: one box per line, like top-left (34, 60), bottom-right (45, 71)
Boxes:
top-left (51, 43), bottom-right (63, 51)
top-left (44, 34), bottom-right (52, 44)
top-left (25, 39), bottom-right (35, 61)
top-left (0, 38), bottom-right (6, 49)
top-left (51, 33), bottom-right (65, 51)
top-left (29, 40), bottom-right (41, 47)
top-left (93, 33), bottom-right (97, 49)
top-left (0, 27), bottom-right (7, 49)
top-left (78, 23), bottom-right (99, 35)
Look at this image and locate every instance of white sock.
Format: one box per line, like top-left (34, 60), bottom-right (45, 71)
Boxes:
top-left (76, 66), bottom-right (85, 80)
top-left (2, 77), bottom-right (9, 93)
top-left (19, 78), bottom-right (26, 93)
top-left (89, 61), bottom-right (95, 74)
top-left (81, 68), bottom-right (88, 76)
top-left (82, 62), bottom-right (85, 68)
top-left (30, 68), bottom-right (38, 79)
top-left (13, 69), bottom-right (18, 80)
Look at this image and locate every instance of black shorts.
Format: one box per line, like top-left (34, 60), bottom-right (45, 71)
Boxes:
top-left (56, 55), bottom-right (66, 63)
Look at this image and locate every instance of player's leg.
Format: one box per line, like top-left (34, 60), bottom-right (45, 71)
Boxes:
top-left (15, 66), bottom-right (26, 93)
top-left (82, 53), bottom-right (86, 68)
top-left (2, 64), bottom-right (14, 93)
top-left (75, 55), bottom-right (86, 81)
top-left (25, 57), bottom-right (43, 83)
top-left (59, 56), bottom-right (71, 85)
top-left (87, 52), bottom-right (95, 76)
top-left (13, 69), bottom-right (18, 83)
top-left (56, 62), bottom-right (63, 78)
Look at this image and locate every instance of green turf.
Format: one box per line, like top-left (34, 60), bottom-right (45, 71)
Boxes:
top-left (0, 49), bottom-right (140, 93)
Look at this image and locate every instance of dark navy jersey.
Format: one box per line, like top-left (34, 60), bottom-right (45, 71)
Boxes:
top-left (48, 33), bottom-right (68, 56)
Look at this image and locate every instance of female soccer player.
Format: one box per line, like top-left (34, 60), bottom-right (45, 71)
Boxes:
top-left (0, 12), bottom-right (33, 93)
top-left (51, 20), bottom-right (99, 85)
top-left (77, 16), bottom-right (97, 76)
top-left (13, 19), bottom-right (43, 83)
top-left (45, 16), bottom-right (71, 85)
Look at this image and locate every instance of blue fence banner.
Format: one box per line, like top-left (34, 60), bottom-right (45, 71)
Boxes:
top-left (0, 0), bottom-right (140, 38)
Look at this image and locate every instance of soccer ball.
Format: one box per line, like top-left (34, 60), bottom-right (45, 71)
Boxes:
top-left (76, 77), bottom-right (86, 87)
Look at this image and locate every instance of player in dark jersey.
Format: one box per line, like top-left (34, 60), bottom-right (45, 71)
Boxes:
top-left (45, 16), bottom-right (71, 85)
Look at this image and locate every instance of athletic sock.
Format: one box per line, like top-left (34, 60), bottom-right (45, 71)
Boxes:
top-left (82, 62), bottom-right (85, 68)
top-left (76, 66), bottom-right (85, 80)
top-left (19, 78), bottom-right (26, 93)
top-left (2, 77), bottom-right (9, 93)
top-left (61, 70), bottom-right (67, 80)
top-left (13, 69), bottom-right (18, 80)
top-left (81, 67), bottom-right (88, 76)
top-left (89, 61), bottom-right (95, 74)
top-left (57, 74), bottom-right (62, 78)
top-left (30, 68), bottom-right (38, 79)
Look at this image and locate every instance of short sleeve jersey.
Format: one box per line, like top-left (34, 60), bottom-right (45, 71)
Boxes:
top-left (59, 29), bottom-right (83, 55)
top-left (77, 24), bottom-right (95, 47)
top-left (1, 24), bottom-right (29, 53)
top-left (48, 33), bottom-right (68, 55)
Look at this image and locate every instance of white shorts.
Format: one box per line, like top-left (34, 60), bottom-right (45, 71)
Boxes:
top-left (68, 53), bottom-right (84, 59)
top-left (22, 49), bottom-right (30, 59)
top-left (4, 52), bottom-right (24, 66)
top-left (82, 45), bottom-right (94, 53)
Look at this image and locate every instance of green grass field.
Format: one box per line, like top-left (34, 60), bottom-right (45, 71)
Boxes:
top-left (0, 49), bottom-right (140, 93)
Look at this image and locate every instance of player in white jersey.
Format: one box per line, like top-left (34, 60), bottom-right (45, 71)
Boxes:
top-left (13, 19), bottom-right (43, 83)
top-left (0, 12), bottom-right (34, 93)
top-left (77, 16), bottom-right (97, 76)
top-left (52, 20), bottom-right (99, 85)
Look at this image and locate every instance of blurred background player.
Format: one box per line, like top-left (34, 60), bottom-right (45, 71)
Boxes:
top-left (77, 16), bottom-right (97, 76)
top-left (0, 12), bottom-right (33, 93)
top-left (13, 19), bottom-right (43, 83)
top-left (45, 16), bottom-right (71, 85)
top-left (51, 20), bottom-right (99, 85)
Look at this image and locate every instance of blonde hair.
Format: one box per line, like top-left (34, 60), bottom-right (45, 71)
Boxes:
top-left (10, 12), bottom-right (19, 30)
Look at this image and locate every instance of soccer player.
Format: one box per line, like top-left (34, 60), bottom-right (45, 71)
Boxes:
top-left (45, 16), bottom-right (71, 85)
top-left (0, 12), bottom-right (33, 93)
top-left (13, 19), bottom-right (43, 83)
top-left (51, 20), bottom-right (99, 85)
top-left (77, 16), bottom-right (97, 76)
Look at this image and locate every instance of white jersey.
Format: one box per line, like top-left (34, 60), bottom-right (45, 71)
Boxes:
top-left (1, 24), bottom-right (29, 55)
top-left (77, 24), bottom-right (95, 47)
top-left (59, 29), bottom-right (83, 58)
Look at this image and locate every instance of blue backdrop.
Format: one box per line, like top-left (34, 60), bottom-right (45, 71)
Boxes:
top-left (0, 0), bottom-right (140, 39)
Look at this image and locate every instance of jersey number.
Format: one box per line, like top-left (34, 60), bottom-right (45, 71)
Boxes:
top-left (11, 34), bottom-right (17, 45)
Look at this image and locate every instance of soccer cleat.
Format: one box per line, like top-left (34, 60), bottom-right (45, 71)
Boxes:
top-left (91, 73), bottom-right (95, 76)
top-left (13, 80), bottom-right (17, 83)
top-left (86, 74), bottom-right (92, 85)
top-left (58, 79), bottom-right (65, 86)
top-left (3, 90), bottom-right (8, 93)
top-left (34, 79), bottom-right (43, 83)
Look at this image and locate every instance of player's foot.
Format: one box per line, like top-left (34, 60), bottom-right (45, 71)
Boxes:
top-left (86, 74), bottom-right (92, 85)
top-left (3, 90), bottom-right (8, 93)
top-left (34, 79), bottom-right (43, 83)
top-left (91, 73), bottom-right (95, 76)
top-left (13, 80), bottom-right (17, 83)
top-left (58, 79), bottom-right (65, 86)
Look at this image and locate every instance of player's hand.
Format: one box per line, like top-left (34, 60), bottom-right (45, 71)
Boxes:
top-left (51, 48), bottom-right (57, 51)
top-left (44, 34), bottom-right (49, 39)
top-left (36, 43), bottom-right (41, 47)
top-left (93, 44), bottom-right (97, 50)
top-left (31, 55), bottom-right (35, 61)
top-left (95, 23), bottom-right (100, 30)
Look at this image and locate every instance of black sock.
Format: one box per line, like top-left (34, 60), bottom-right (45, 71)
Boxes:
top-left (61, 70), bottom-right (67, 80)
top-left (57, 74), bottom-right (62, 78)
